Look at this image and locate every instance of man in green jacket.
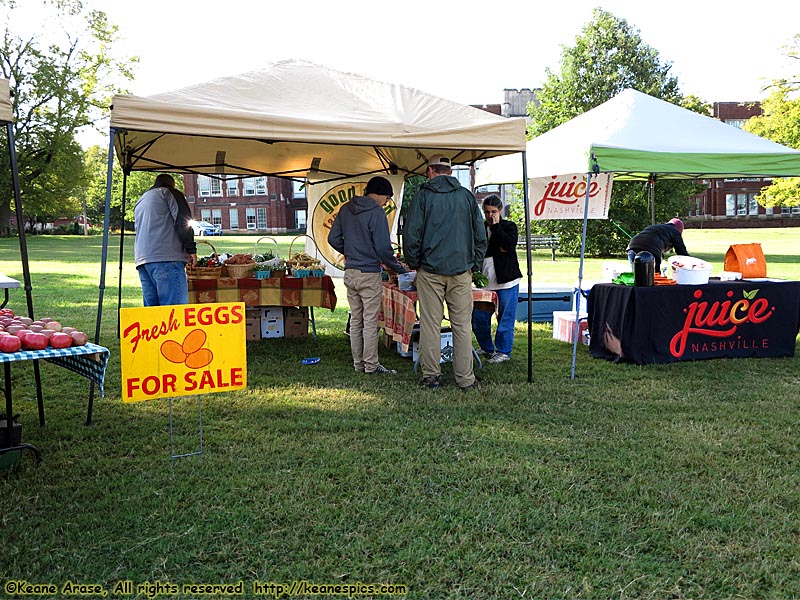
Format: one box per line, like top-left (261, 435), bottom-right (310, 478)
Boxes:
top-left (404, 155), bottom-right (487, 391)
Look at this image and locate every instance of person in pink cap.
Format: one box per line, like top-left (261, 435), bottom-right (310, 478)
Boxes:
top-left (626, 218), bottom-right (689, 274)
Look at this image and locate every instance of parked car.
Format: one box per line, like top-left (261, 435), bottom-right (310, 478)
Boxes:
top-left (190, 220), bottom-right (222, 236)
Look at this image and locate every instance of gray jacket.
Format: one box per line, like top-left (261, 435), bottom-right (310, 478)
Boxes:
top-left (327, 195), bottom-right (406, 273)
top-left (134, 185), bottom-right (197, 267)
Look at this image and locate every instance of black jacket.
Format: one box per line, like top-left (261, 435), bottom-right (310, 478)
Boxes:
top-left (485, 219), bottom-right (522, 285)
top-left (626, 223), bottom-right (688, 261)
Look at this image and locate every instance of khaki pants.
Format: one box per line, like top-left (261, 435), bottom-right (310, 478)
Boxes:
top-left (344, 269), bottom-right (383, 372)
top-left (415, 269), bottom-right (475, 387)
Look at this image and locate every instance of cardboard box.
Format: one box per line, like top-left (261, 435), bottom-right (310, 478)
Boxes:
top-left (283, 307), bottom-right (309, 338)
top-left (260, 306), bottom-right (284, 339)
top-left (412, 327), bottom-right (454, 364)
top-left (516, 283), bottom-right (573, 322)
top-left (284, 307), bottom-right (309, 320)
top-left (245, 309), bottom-right (261, 341)
top-left (552, 311), bottom-right (588, 343)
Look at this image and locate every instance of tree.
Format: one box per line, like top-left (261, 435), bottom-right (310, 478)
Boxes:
top-left (744, 34), bottom-right (800, 208)
top-left (524, 8), bottom-right (700, 256)
top-left (0, 0), bottom-right (136, 234)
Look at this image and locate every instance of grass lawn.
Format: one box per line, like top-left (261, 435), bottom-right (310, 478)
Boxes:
top-left (1, 228), bottom-right (799, 599)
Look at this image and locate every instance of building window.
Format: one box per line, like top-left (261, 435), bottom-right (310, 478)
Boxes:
top-left (293, 180), bottom-right (305, 199)
top-left (748, 195), bottom-right (759, 216)
top-left (246, 207), bottom-right (256, 229)
top-left (198, 175), bottom-right (222, 197)
top-left (296, 209), bottom-right (307, 229)
top-left (226, 176), bottom-right (238, 196)
top-left (257, 207), bottom-right (267, 229)
top-left (229, 208), bottom-right (239, 230)
top-left (198, 177), bottom-right (211, 197)
top-left (200, 209), bottom-right (211, 221)
top-left (725, 119), bottom-right (746, 129)
top-left (452, 166), bottom-right (471, 189)
top-left (255, 177), bottom-right (267, 195)
top-left (244, 178), bottom-right (256, 196)
top-left (726, 193), bottom-right (754, 216)
top-left (211, 209), bottom-right (222, 226)
top-left (765, 205), bottom-right (774, 216)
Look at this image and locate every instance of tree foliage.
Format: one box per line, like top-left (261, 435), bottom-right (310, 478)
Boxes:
top-left (523, 8), bottom-right (700, 256)
top-left (83, 144), bottom-right (162, 231)
top-left (744, 34), bottom-right (800, 208)
top-left (0, 0), bottom-right (136, 233)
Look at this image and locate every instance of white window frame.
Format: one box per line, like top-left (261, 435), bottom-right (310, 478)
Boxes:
top-left (296, 209), bottom-right (307, 229)
top-left (257, 207), bottom-right (267, 229)
top-left (229, 209), bottom-right (239, 230)
top-left (200, 209), bottom-right (211, 221)
top-left (246, 207), bottom-right (257, 229)
top-left (244, 178), bottom-right (256, 196)
top-left (226, 176), bottom-right (238, 196)
top-left (255, 176), bottom-right (267, 196)
top-left (198, 176), bottom-right (211, 197)
top-left (210, 177), bottom-right (222, 197)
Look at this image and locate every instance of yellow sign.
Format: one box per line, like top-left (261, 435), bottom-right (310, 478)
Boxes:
top-left (119, 303), bottom-right (247, 402)
top-left (309, 179), bottom-right (401, 271)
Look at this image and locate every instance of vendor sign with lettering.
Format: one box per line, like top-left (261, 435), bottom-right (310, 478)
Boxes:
top-left (528, 173), bottom-right (613, 220)
top-left (120, 303), bottom-right (247, 402)
top-left (306, 174), bottom-right (405, 276)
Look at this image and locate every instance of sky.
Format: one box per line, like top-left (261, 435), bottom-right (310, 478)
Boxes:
top-left (5, 0), bottom-right (800, 146)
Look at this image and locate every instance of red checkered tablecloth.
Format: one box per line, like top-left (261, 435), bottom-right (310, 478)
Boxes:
top-left (379, 282), bottom-right (497, 352)
top-left (188, 276), bottom-right (337, 311)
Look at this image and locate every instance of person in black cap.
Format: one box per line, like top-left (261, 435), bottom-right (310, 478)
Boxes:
top-left (328, 176), bottom-right (407, 375)
top-left (626, 217), bottom-right (689, 274)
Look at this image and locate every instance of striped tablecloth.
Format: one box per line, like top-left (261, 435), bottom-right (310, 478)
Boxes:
top-left (0, 342), bottom-right (110, 396)
top-left (379, 283), bottom-right (498, 352)
top-left (188, 276), bottom-right (337, 311)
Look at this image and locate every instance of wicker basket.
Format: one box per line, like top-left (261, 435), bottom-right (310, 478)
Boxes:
top-left (288, 234), bottom-right (324, 276)
top-left (223, 262), bottom-right (255, 279)
top-left (253, 236), bottom-right (285, 271)
top-left (187, 240), bottom-right (223, 279)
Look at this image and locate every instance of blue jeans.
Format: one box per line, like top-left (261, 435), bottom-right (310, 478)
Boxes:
top-left (137, 261), bottom-right (189, 307)
top-left (472, 284), bottom-right (519, 355)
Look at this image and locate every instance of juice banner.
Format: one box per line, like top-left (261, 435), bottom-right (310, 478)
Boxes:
top-left (528, 173), bottom-right (613, 220)
top-left (120, 303), bottom-right (247, 402)
top-left (305, 174), bottom-right (405, 277)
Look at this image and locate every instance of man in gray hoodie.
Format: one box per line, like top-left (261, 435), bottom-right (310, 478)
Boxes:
top-left (328, 176), bottom-right (407, 375)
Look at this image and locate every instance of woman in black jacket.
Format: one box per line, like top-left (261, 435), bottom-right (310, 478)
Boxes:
top-left (471, 195), bottom-right (523, 363)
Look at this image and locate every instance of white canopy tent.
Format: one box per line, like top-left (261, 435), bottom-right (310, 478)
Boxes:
top-left (109, 59), bottom-right (525, 179)
top-left (476, 88), bottom-right (800, 378)
top-left (97, 60), bottom-right (530, 381)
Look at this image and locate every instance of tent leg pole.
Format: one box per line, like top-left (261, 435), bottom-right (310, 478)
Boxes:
top-left (571, 170), bottom-right (594, 380)
top-left (117, 174), bottom-right (129, 339)
top-left (521, 151), bottom-right (533, 384)
top-left (7, 123), bottom-right (44, 423)
top-left (89, 128), bottom-right (116, 425)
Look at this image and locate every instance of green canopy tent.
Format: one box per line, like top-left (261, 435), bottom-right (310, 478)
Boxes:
top-left (476, 88), bottom-right (800, 379)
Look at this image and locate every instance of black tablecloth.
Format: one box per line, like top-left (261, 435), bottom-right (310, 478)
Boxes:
top-left (588, 280), bottom-right (800, 364)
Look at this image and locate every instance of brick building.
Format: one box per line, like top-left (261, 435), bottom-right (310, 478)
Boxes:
top-left (182, 174), bottom-right (307, 234)
top-left (688, 101), bottom-right (800, 228)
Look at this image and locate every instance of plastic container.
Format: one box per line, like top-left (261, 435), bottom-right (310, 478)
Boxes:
top-left (398, 271), bottom-right (417, 291)
top-left (668, 255), bottom-right (712, 285)
top-left (633, 251), bottom-right (654, 287)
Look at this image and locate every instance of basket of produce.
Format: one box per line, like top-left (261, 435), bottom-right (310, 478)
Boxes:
top-left (253, 236), bottom-right (286, 273)
top-left (288, 234), bottom-right (325, 277)
top-left (222, 253), bottom-right (256, 278)
top-left (187, 240), bottom-right (223, 279)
